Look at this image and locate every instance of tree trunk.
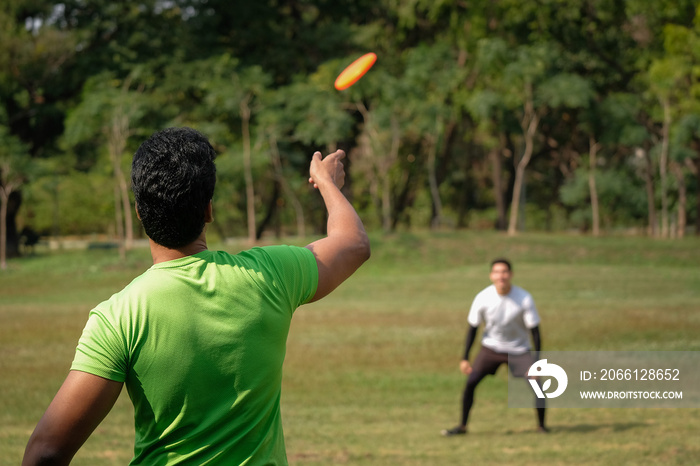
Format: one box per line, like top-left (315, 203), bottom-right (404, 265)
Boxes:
top-left (269, 135), bottom-right (305, 237)
top-left (427, 117), bottom-right (443, 229)
top-left (392, 170), bottom-right (416, 230)
top-left (356, 102), bottom-right (400, 233)
top-left (0, 188), bottom-right (8, 270)
top-left (120, 171), bottom-right (133, 250)
top-left (692, 156), bottom-right (700, 235)
top-left (113, 182), bottom-right (126, 261)
top-left (115, 141), bottom-right (133, 251)
top-left (241, 95), bottom-right (256, 244)
top-left (659, 97), bottom-right (671, 238)
top-left (360, 133), bottom-right (382, 228)
top-left (670, 161), bottom-right (686, 239)
top-left (108, 112), bottom-right (131, 260)
top-left (508, 85), bottom-right (539, 236)
top-left (490, 145), bottom-right (506, 230)
top-left (0, 181), bottom-right (22, 267)
top-left (638, 147), bottom-right (657, 237)
top-left (255, 181), bottom-right (280, 240)
top-left (588, 137), bottom-right (600, 237)
top-left (380, 116), bottom-right (400, 232)
top-left (6, 190), bottom-right (21, 259)
top-left (381, 174), bottom-right (392, 232)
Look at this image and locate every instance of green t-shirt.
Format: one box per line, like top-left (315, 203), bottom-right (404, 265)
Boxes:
top-left (71, 246), bottom-right (318, 465)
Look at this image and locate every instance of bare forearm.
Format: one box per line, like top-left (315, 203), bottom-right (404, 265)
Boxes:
top-left (306, 184), bottom-right (370, 301)
top-left (318, 181), bottom-right (368, 247)
top-left (306, 149), bottom-right (370, 301)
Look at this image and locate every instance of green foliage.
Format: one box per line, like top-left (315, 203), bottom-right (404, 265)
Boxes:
top-left (465, 90), bottom-right (504, 122)
top-left (560, 163), bottom-right (648, 229)
top-left (63, 73), bottom-right (149, 140)
top-left (0, 111), bottom-right (32, 201)
top-left (1, 0), bottom-right (699, 240)
top-left (598, 93), bottom-right (650, 146)
top-left (0, 122), bottom-right (29, 168)
top-left (674, 114), bottom-right (700, 147)
top-left (262, 74), bottom-right (352, 147)
top-left (24, 168), bottom-right (115, 235)
top-left (537, 73), bottom-right (594, 108)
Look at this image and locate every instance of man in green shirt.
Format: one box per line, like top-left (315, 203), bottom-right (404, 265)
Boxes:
top-left (23, 127), bottom-right (370, 465)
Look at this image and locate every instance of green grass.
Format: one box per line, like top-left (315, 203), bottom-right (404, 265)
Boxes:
top-left (2, 231), bottom-right (700, 465)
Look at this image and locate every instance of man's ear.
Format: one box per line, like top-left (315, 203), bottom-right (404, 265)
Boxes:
top-left (135, 203), bottom-right (141, 220)
top-left (205, 200), bottom-right (213, 223)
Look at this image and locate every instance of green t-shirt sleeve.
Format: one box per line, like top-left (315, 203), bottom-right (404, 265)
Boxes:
top-left (255, 245), bottom-right (318, 308)
top-left (71, 307), bottom-right (128, 382)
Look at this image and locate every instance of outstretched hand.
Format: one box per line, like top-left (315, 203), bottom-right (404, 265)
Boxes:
top-left (309, 150), bottom-right (346, 190)
top-left (460, 360), bottom-right (472, 375)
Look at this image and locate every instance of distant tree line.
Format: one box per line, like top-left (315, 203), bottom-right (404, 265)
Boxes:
top-left (1, 0), bottom-right (699, 266)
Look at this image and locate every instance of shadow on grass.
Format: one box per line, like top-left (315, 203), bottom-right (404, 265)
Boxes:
top-left (544, 422), bottom-right (647, 434)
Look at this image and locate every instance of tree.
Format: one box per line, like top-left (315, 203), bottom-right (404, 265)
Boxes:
top-left (62, 71), bottom-right (149, 257)
top-left (587, 136), bottom-right (602, 236)
top-left (512, 64), bottom-right (593, 234)
top-left (465, 86), bottom-right (511, 231)
top-left (402, 42), bottom-right (466, 229)
top-left (672, 115), bottom-right (700, 238)
top-left (473, 39), bottom-right (593, 235)
top-left (327, 54), bottom-right (406, 233)
top-left (579, 96), bottom-right (618, 237)
top-left (647, 56), bottom-right (687, 237)
top-left (175, 0), bottom-right (377, 85)
top-left (0, 2), bottom-right (79, 255)
top-left (0, 3), bottom-right (77, 155)
top-left (257, 64), bottom-right (354, 237)
top-left (660, 14), bottom-right (700, 236)
top-left (3, 0), bottom-right (700, 241)
top-left (0, 124), bottom-right (29, 269)
top-left (356, 100), bottom-right (401, 233)
top-left (196, 55), bottom-right (272, 243)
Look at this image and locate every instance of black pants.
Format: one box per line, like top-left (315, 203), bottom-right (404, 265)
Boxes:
top-left (461, 347), bottom-right (546, 427)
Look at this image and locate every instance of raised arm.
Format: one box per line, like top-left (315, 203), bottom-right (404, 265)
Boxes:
top-left (305, 150), bottom-right (370, 302)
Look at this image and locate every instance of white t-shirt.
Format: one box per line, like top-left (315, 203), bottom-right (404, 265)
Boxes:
top-left (467, 284), bottom-right (540, 354)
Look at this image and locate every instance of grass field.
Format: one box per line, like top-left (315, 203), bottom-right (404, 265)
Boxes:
top-left (2, 231), bottom-right (700, 465)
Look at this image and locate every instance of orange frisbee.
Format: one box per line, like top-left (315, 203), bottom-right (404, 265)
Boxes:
top-left (334, 53), bottom-right (377, 90)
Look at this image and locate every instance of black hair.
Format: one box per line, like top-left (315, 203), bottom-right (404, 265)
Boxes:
top-left (131, 127), bottom-right (216, 248)
top-left (490, 258), bottom-right (512, 272)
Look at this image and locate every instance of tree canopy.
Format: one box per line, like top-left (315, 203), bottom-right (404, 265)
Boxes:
top-left (2, 0), bottom-right (699, 254)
